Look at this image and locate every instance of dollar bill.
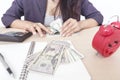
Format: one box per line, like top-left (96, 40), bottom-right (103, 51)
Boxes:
top-left (54, 41), bottom-right (84, 63)
top-left (49, 18), bottom-right (63, 34)
top-left (29, 40), bottom-right (84, 75)
top-left (29, 41), bottom-right (66, 75)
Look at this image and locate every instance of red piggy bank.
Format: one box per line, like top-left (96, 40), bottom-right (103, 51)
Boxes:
top-left (92, 21), bottom-right (120, 57)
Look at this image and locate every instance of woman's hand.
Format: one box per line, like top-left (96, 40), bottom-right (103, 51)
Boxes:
top-left (11, 20), bottom-right (52, 37)
top-left (61, 18), bottom-right (98, 37)
top-left (26, 23), bottom-right (52, 37)
top-left (61, 18), bottom-right (82, 37)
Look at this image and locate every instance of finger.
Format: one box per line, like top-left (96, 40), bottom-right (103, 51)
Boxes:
top-left (65, 26), bottom-right (76, 36)
top-left (62, 18), bottom-right (72, 28)
top-left (63, 25), bottom-right (76, 37)
top-left (34, 25), bottom-right (45, 37)
top-left (66, 31), bottom-right (74, 37)
top-left (61, 20), bottom-right (70, 32)
top-left (61, 23), bottom-right (71, 35)
top-left (37, 23), bottom-right (52, 34)
top-left (62, 28), bottom-right (74, 37)
top-left (61, 18), bottom-right (76, 33)
top-left (61, 22), bottom-right (75, 36)
top-left (27, 26), bottom-right (37, 35)
top-left (63, 21), bottom-right (74, 32)
top-left (42, 30), bottom-right (47, 34)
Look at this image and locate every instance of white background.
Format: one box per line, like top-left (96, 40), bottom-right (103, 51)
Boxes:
top-left (0, 0), bottom-right (120, 27)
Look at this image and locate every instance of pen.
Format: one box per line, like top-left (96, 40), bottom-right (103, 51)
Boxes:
top-left (0, 53), bottom-right (15, 78)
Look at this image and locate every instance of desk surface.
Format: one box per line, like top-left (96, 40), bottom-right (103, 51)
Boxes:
top-left (0, 27), bottom-right (120, 80)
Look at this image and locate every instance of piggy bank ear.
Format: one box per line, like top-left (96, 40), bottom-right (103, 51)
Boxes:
top-left (100, 25), bottom-right (114, 37)
top-left (111, 21), bottom-right (120, 29)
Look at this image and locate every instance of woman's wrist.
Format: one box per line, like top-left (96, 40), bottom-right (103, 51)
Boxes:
top-left (78, 20), bottom-right (85, 31)
top-left (78, 18), bottom-right (98, 31)
top-left (10, 19), bottom-right (34, 30)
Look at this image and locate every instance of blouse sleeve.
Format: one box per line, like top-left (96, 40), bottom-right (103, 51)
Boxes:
top-left (1, 0), bottom-right (24, 27)
top-left (81, 0), bottom-right (103, 25)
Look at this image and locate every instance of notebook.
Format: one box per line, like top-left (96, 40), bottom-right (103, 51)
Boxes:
top-left (0, 41), bottom-right (91, 80)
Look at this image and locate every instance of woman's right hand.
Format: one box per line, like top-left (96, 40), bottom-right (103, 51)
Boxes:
top-left (10, 20), bottom-right (52, 37)
top-left (26, 23), bottom-right (52, 37)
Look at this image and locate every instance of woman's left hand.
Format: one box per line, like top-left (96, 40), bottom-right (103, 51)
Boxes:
top-left (61, 18), bottom-right (81, 37)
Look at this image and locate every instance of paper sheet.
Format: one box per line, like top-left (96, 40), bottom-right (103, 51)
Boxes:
top-left (0, 42), bottom-right (91, 80)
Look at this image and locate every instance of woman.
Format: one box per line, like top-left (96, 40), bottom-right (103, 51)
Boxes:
top-left (1, 0), bottom-right (103, 37)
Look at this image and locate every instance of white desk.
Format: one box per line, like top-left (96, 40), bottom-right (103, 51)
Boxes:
top-left (0, 27), bottom-right (120, 80)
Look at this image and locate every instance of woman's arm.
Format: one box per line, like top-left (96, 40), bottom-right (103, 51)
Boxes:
top-left (2, 0), bottom-right (52, 37)
top-left (81, 0), bottom-right (103, 25)
top-left (78, 18), bottom-right (98, 30)
top-left (1, 0), bottom-right (24, 28)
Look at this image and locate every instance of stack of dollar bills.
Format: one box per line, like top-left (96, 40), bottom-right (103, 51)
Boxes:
top-left (29, 40), bottom-right (84, 75)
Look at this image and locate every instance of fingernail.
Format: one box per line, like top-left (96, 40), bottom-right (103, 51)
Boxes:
top-left (41, 34), bottom-right (44, 37)
top-left (62, 34), bottom-right (65, 37)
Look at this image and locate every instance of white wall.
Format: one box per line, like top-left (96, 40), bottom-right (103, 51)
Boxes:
top-left (0, 0), bottom-right (13, 27)
top-left (0, 0), bottom-right (120, 27)
top-left (90, 0), bottom-right (120, 24)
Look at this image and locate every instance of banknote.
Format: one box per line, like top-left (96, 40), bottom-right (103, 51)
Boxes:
top-left (52, 41), bottom-right (84, 63)
top-left (49, 18), bottom-right (63, 34)
top-left (30, 41), bottom-right (66, 74)
top-left (29, 40), bottom-right (84, 75)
